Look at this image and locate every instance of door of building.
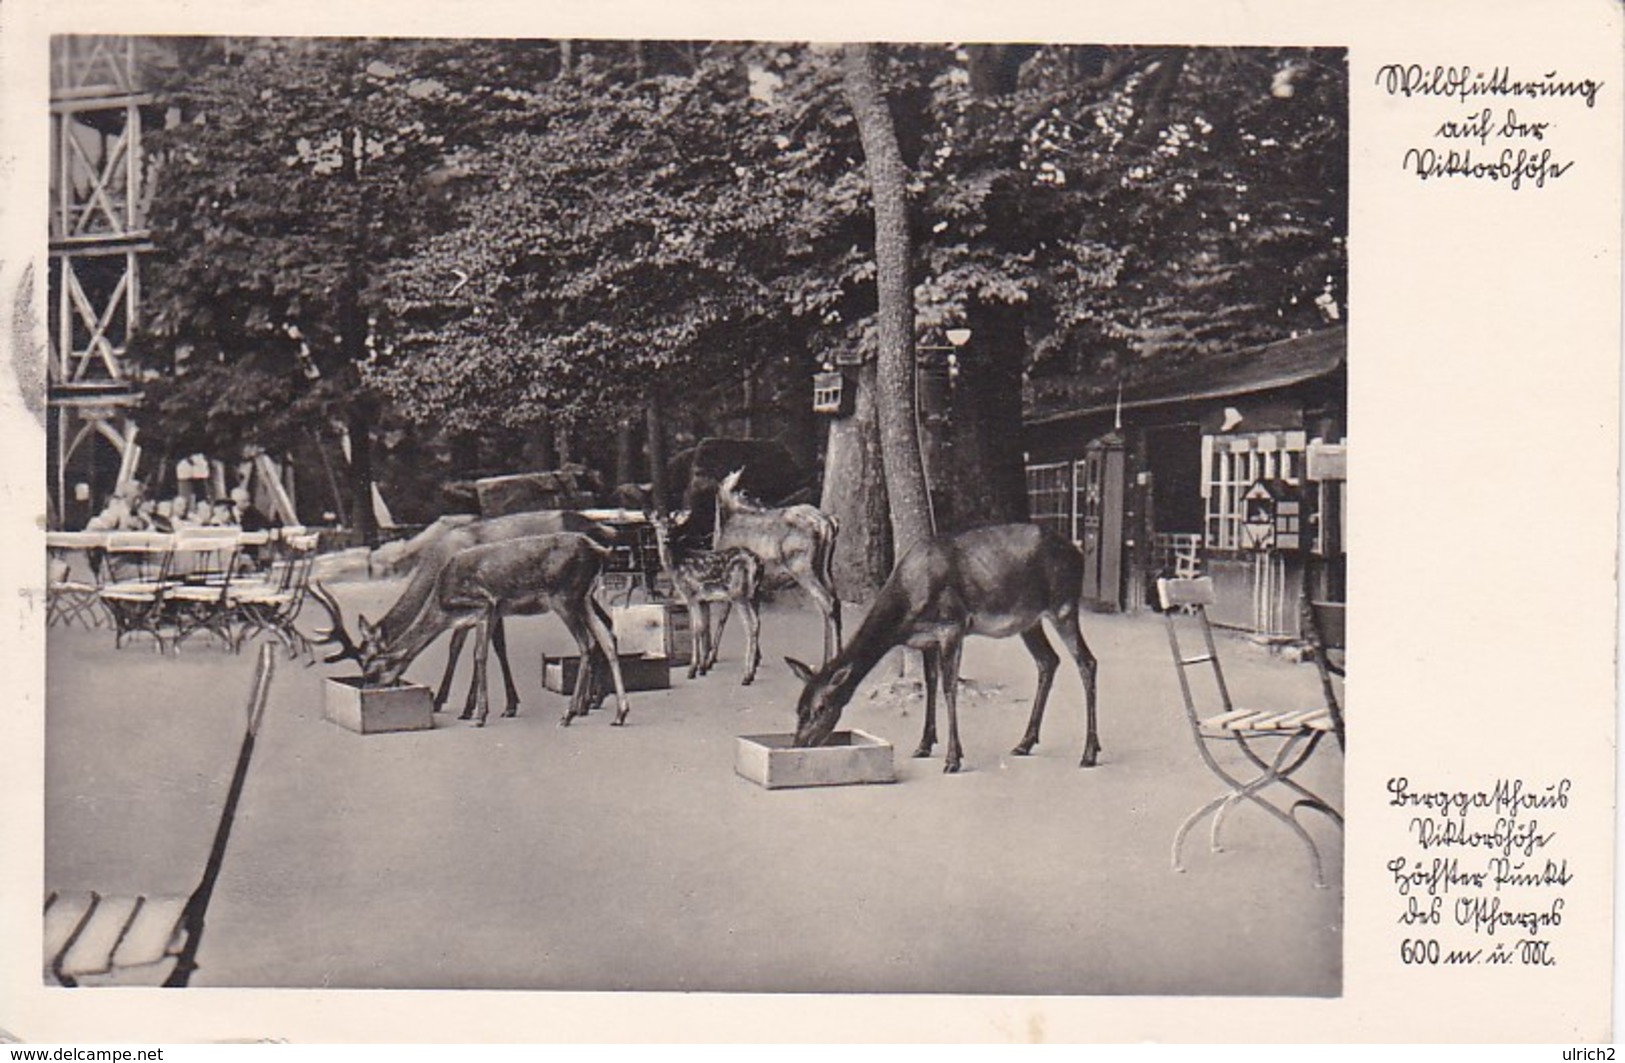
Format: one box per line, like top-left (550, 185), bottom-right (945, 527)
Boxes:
top-left (1078, 434), bottom-right (1126, 609)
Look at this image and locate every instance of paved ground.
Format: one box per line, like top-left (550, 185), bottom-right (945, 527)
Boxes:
top-left (45, 571), bottom-right (1342, 996)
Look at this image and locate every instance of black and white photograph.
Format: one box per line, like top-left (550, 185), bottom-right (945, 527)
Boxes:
top-left (2, 0), bottom-right (1619, 1046)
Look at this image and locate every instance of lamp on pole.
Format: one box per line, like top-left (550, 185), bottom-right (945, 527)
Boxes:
top-left (914, 328), bottom-right (972, 534)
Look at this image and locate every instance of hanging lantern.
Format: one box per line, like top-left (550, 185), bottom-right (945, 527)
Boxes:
top-left (812, 371), bottom-right (850, 416)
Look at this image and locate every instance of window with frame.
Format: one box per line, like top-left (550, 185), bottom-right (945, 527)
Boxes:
top-left (1202, 430), bottom-right (1307, 550)
top-left (1025, 461), bottom-right (1075, 542)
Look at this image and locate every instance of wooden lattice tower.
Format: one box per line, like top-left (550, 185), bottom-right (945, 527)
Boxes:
top-left (47, 35), bottom-right (158, 527)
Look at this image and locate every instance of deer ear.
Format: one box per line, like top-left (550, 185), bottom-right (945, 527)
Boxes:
top-left (784, 657), bottom-right (816, 683)
top-left (358, 615), bottom-right (377, 640)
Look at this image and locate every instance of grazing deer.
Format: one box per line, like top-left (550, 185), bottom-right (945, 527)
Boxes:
top-left (311, 532), bottom-right (631, 727)
top-left (713, 468), bottom-right (841, 665)
top-left (785, 523), bottom-right (1099, 774)
top-left (348, 510), bottom-right (616, 718)
top-left (650, 513), bottom-right (764, 684)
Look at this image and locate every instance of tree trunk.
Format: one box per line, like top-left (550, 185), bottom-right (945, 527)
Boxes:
top-left (553, 421), bottom-right (573, 466)
top-left (614, 418), bottom-right (638, 486)
top-left (842, 42), bottom-right (933, 560)
top-left (946, 46), bottom-right (1039, 528)
top-left (950, 303), bottom-right (1030, 524)
top-left (645, 393), bottom-right (669, 512)
top-left (741, 365), bottom-right (756, 438)
top-left (345, 400), bottom-right (379, 544)
top-left (820, 362), bottom-right (890, 599)
top-left (338, 125), bottom-right (378, 545)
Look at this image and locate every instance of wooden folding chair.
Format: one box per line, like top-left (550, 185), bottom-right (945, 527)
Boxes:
top-left (48, 552), bottom-right (107, 630)
top-left (1158, 577), bottom-right (1343, 887)
top-left (1302, 597), bottom-right (1346, 752)
top-left (227, 532), bottom-right (320, 659)
top-left (99, 532), bottom-right (175, 652)
top-left (163, 529), bottom-right (246, 652)
top-left (44, 644), bottom-right (276, 987)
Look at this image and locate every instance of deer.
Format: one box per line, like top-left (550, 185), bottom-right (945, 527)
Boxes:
top-left (713, 468), bottom-right (841, 665)
top-left (784, 522), bottom-right (1100, 774)
top-left (649, 512), bottom-right (764, 684)
top-left (310, 532), bottom-right (631, 728)
top-left (343, 509), bottom-right (617, 719)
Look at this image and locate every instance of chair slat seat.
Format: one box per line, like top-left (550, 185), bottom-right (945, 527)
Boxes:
top-left (59, 894), bottom-right (143, 977)
top-left (227, 581), bottom-right (288, 603)
top-left (1299, 708), bottom-right (1334, 731)
top-left (166, 584), bottom-right (230, 603)
top-left (112, 894), bottom-right (190, 969)
top-left (100, 582), bottom-right (164, 599)
top-left (1201, 708), bottom-right (1263, 730)
top-left (45, 890), bottom-right (191, 981)
top-left (43, 890), bottom-right (96, 968)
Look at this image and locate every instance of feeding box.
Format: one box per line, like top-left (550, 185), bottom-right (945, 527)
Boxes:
top-left (323, 676), bottom-right (435, 734)
top-left (611, 602), bottom-right (692, 667)
top-left (543, 652), bottom-right (672, 694)
top-left (734, 730), bottom-right (896, 790)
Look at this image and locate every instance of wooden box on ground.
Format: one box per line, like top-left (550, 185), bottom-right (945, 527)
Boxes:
top-left (735, 730), bottom-right (896, 790)
top-left (611, 603), bottom-right (692, 667)
top-left (324, 677), bottom-right (434, 734)
top-left (543, 653), bottom-right (671, 694)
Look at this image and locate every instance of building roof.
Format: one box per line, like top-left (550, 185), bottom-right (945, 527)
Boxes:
top-left (1026, 326), bottom-right (1346, 426)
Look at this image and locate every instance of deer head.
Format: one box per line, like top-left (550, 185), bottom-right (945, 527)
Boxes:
top-left (353, 614), bottom-right (416, 686)
top-left (785, 656), bottom-right (856, 747)
top-left (309, 583), bottom-right (363, 668)
top-left (308, 582), bottom-right (392, 680)
top-left (716, 468), bottom-right (754, 512)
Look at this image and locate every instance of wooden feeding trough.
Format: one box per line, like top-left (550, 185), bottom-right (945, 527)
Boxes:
top-left (543, 653), bottom-right (671, 694)
top-left (612, 602), bottom-right (692, 667)
top-left (735, 730), bottom-right (896, 790)
top-left (323, 676), bottom-right (435, 734)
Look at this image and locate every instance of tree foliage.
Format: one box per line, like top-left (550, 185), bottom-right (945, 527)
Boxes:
top-left (912, 45), bottom-right (1347, 384)
top-left (373, 44), bottom-right (872, 432)
top-left (126, 38), bottom-right (1346, 543)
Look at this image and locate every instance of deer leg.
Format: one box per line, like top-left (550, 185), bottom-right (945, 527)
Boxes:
top-left (940, 636), bottom-right (966, 774)
top-left (584, 598), bottom-right (616, 713)
top-left (797, 571), bottom-right (841, 666)
top-left (435, 626), bottom-right (469, 714)
top-left (470, 616), bottom-right (494, 727)
top-left (1052, 606), bottom-right (1102, 767)
top-left (583, 601), bottom-right (631, 726)
top-left (1013, 624), bottom-right (1061, 757)
top-left (687, 599), bottom-right (707, 679)
top-left (914, 646), bottom-right (940, 758)
top-left (740, 597), bottom-right (760, 686)
top-left (491, 615), bottom-right (521, 718)
top-left (707, 600), bottom-right (733, 671)
top-left (559, 609), bottom-right (594, 726)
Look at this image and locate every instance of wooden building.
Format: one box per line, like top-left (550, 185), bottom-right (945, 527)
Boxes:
top-left (1022, 327), bottom-right (1346, 636)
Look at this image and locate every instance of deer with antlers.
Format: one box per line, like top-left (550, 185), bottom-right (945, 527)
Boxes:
top-left (713, 468), bottom-right (841, 665)
top-left (785, 523), bottom-right (1100, 774)
top-left (311, 531), bottom-right (630, 727)
top-left (330, 510), bottom-right (616, 719)
top-left (650, 512), bottom-right (764, 684)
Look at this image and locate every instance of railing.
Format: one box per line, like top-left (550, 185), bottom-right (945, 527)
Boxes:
top-left (1152, 532), bottom-right (1204, 579)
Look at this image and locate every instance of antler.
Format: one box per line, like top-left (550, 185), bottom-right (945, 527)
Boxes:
top-left (307, 582), bottom-right (365, 668)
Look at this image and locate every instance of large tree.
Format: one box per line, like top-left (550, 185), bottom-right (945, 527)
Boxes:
top-left (841, 42), bottom-right (934, 561)
top-left (132, 37), bottom-right (554, 539)
top-left (913, 45), bottom-right (1347, 523)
